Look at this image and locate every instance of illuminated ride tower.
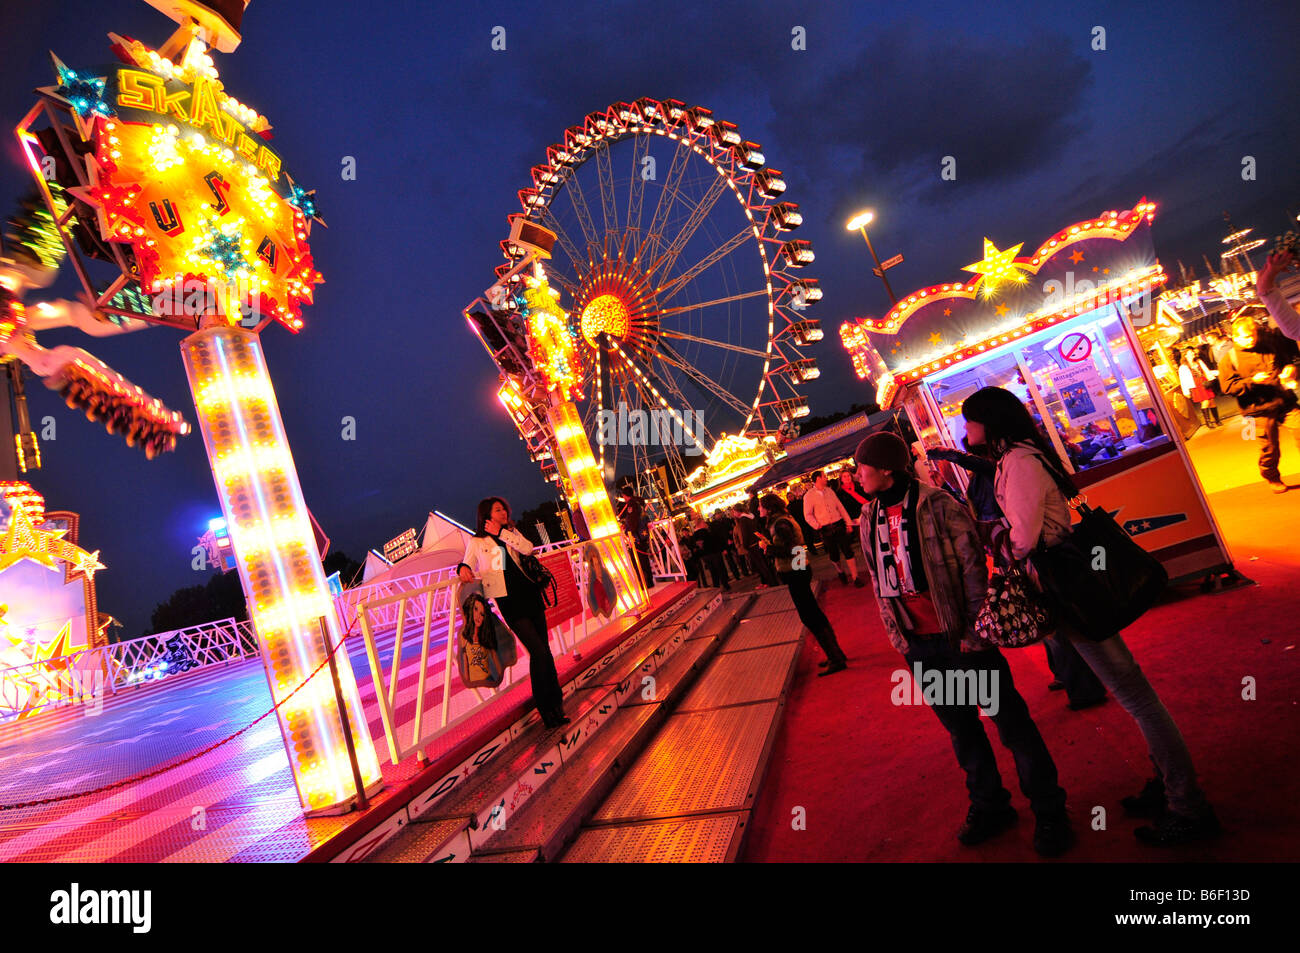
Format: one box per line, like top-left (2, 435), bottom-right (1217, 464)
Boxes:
top-left (466, 219), bottom-right (648, 614)
top-left (14, 1), bottom-right (381, 814)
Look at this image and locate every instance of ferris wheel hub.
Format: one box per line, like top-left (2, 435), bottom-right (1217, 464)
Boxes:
top-left (580, 293), bottom-right (631, 345)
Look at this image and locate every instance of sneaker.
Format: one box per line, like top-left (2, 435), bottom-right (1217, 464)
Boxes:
top-left (1033, 811), bottom-right (1075, 857)
top-left (1134, 808), bottom-right (1222, 846)
top-left (957, 804), bottom-right (1018, 846)
top-left (817, 659), bottom-right (847, 677)
top-left (838, 571), bottom-right (849, 585)
top-left (853, 577), bottom-right (865, 588)
top-left (1268, 480), bottom-right (1289, 494)
top-left (1121, 777), bottom-right (1166, 818)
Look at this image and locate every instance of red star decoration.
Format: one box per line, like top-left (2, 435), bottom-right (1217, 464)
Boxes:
top-left (942, 308), bottom-right (952, 317)
top-left (1069, 249), bottom-right (1085, 264)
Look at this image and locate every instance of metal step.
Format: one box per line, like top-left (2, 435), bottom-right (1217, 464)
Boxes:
top-left (718, 606), bottom-right (804, 654)
top-left (677, 641), bottom-right (800, 713)
top-left (623, 637), bottom-right (712, 707)
top-left (469, 705), bottom-right (659, 861)
top-left (366, 591), bottom-right (731, 863)
top-left (365, 687), bottom-right (602, 863)
top-left (588, 701), bottom-right (782, 824)
top-left (469, 598), bottom-right (752, 861)
top-left (560, 812), bottom-right (749, 863)
top-left (472, 848), bottom-right (539, 862)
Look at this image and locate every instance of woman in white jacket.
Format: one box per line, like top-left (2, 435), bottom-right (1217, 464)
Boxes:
top-left (457, 497), bottom-right (567, 727)
top-left (960, 386), bottom-right (1219, 847)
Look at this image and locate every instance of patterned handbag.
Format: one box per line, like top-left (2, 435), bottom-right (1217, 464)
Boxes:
top-left (974, 565), bottom-right (1053, 648)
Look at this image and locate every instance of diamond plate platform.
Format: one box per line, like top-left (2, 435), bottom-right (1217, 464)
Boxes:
top-left (560, 812), bottom-right (747, 863)
top-left (719, 607), bottom-right (804, 654)
top-left (677, 642), bottom-right (800, 713)
top-left (591, 702), bottom-right (780, 821)
top-left (365, 816), bottom-right (465, 863)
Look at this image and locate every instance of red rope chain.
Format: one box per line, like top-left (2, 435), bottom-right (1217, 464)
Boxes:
top-left (0, 618), bottom-right (360, 812)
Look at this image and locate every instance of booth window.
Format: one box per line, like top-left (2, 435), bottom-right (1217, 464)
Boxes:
top-left (925, 307), bottom-right (1170, 473)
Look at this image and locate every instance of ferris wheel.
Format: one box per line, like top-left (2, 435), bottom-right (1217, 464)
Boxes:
top-left (500, 98), bottom-right (822, 503)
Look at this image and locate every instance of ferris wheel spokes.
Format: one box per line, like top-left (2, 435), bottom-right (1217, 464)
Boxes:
top-left (655, 224), bottom-right (757, 303)
top-left (594, 140), bottom-right (619, 238)
top-left (608, 343), bottom-right (701, 492)
top-left (637, 135), bottom-right (693, 265)
top-left (646, 173), bottom-right (730, 283)
top-left (625, 132), bottom-right (653, 234)
top-left (659, 328), bottom-right (769, 358)
top-left (654, 288), bottom-right (769, 320)
top-left (654, 342), bottom-right (754, 418)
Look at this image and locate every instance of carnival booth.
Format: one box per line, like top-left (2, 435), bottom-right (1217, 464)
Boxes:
top-left (840, 199), bottom-right (1234, 586)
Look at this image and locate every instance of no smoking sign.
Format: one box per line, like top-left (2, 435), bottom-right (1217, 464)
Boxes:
top-left (1060, 332), bottom-right (1093, 362)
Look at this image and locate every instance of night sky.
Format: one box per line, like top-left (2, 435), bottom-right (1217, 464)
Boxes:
top-left (1, 0), bottom-right (1297, 635)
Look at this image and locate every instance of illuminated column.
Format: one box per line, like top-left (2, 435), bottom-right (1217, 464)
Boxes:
top-left (546, 397), bottom-right (648, 613)
top-left (181, 325), bottom-right (382, 815)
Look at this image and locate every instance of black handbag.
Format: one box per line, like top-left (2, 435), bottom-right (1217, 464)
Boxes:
top-left (1027, 453), bottom-right (1168, 638)
top-left (518, 551), bottom-right (558, 608)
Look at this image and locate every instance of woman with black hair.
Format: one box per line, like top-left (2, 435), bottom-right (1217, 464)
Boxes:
top-left (757, 493), bottom-right (847, 675)
top-left (960, 386), bottom-right (1219, 846)
top-left (457, 497), bottom-right (568, 728)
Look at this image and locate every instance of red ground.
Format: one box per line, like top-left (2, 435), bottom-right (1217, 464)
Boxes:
top-left (742, 461), bottom-right (1300, 862)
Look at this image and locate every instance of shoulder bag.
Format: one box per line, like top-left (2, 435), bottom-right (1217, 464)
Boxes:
top-left (1027, 453), bottom-right (1168, 638)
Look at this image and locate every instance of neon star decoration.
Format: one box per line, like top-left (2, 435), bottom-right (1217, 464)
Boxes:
top-left (963, 239), bottom-right (1030, 298)
top-left (861, 200), bottom-right (1158, 336)
top-left (0, 500), bottom-right (104, 578)
top-left (53, 44), bottom-right (324, 331)
top-left (51, 58), bottom-right (112, 120)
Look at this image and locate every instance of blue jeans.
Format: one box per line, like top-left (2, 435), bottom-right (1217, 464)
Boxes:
top-left (1065, 626), bottom-right (1210, 819)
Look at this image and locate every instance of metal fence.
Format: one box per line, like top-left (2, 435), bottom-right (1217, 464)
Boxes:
top-left (0, 617), bottom-right (257, 723)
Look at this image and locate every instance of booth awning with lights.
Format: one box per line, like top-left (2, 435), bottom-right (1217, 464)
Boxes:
top-left (840, 199), bottom-right (1235, 586)
top-left (751, 410), bottom-right (898, 493)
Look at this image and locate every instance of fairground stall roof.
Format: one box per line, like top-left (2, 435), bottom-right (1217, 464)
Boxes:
top-left (840, 200), bottom-right (1165, 407)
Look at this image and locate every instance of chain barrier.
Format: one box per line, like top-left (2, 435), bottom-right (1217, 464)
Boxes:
top-left (0, 618), bottom-right (359, 812)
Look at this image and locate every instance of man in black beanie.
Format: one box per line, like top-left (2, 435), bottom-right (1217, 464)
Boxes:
top-left (854, 431), bottom-right (1073, 857)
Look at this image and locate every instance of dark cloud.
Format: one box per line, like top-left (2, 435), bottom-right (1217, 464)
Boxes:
top-left (769, 21), bottom-right (1093, 200)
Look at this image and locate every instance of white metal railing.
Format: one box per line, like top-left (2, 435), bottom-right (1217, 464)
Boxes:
top-left (353, 534), bottom-right (644, 765)
top-left (0, 617), bottom-right (257, 723)
top-left (649, 518), bottom-right (687, 581)
top-left (335, 565), bottom-right (459, 636)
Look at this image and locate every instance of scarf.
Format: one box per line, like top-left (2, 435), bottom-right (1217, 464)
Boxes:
top-left (872, 478), bottom-right (923, 599)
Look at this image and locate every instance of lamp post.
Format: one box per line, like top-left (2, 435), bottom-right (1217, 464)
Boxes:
top-left (847, 210), bottom-right (898, 306)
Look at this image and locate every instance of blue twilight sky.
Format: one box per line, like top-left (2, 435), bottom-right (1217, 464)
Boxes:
top-left (1, 0), bottom-right (1297, 634)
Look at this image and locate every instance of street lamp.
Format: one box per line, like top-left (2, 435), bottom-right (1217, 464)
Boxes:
top-left (846, 209), bottom-right (898, 305)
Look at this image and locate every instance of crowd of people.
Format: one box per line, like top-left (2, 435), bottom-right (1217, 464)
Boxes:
top-left (1164, 247), bottom-right (1300, 491)
top-left (675, 382), bottom-right (1230, 856)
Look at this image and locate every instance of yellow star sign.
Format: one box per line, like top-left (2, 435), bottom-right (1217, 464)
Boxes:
top-left (963, 239), bottom-right (1030, 297)
top-left (0, 503), bottom-right (61, 572)
top-left (0, 501), bottom-right (103, 578)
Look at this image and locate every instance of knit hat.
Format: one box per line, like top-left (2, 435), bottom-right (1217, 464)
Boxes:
top-left (854, 431), bottom-right (911, 472)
